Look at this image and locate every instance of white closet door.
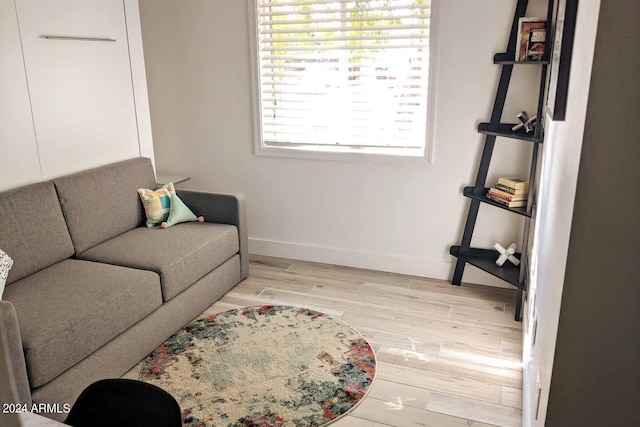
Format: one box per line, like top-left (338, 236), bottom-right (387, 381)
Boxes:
top-left (0, 0), bottom-right (41, 190)
top-left (16, 0), bottom-right (140, 179)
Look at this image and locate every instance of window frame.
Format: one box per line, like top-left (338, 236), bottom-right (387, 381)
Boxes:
top-left (248, 0), bottom-right (439, 164)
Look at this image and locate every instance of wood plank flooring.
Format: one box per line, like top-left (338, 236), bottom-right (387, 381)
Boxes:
top-left (124, 255), bottom-right (523, 427)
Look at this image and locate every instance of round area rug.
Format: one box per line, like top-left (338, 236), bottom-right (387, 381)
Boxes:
top-left (140, 305), bottom-right (376, 426)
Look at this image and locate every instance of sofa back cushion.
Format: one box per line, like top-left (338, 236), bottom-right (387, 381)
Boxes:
top-left (0, 182), bottom-right (75, 285)
top-left (53, 157), bottom-right (157, 254)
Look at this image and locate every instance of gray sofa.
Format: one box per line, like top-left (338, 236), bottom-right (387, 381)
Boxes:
top-left (0, 157), bottom-right (248, 420)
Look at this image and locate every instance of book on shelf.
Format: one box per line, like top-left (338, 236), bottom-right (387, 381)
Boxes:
top-left (497, 177), bottom-right (529, 192)
top-left (494, 182), bottom-right (528, 195)
top-left (516, 17), bottom-right (547, 61)
top-left (487, 191), bottom-right (526, 204)
top-left (486, 193), bottom-right (528, 208)
top-left (488, 187), bottom-right (528, 201)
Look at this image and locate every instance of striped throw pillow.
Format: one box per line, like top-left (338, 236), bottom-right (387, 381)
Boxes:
top-left (137, 183), bottom-right (175, 228)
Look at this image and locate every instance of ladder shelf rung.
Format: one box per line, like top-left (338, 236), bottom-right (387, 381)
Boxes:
top-left (463, 187), bottom-right (532, 217)
top-left (494, 52), bottom-right (550, 65)
top-left (449, 246), bottom-right (525, 290)
top-left (478, 123), bottom-right (544, 143)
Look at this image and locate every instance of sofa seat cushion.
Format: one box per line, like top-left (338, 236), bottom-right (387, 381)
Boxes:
top-left (2, 259), bottom-right (161, 389)
top-left (77, 222), bottom-right (239, 302)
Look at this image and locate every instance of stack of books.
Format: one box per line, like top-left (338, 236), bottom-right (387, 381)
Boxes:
top-left (487, 177), bottom-right (529, 208)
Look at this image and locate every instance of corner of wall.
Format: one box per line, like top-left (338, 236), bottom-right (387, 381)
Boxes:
top-left (124, 0), bottom-right (155, 169)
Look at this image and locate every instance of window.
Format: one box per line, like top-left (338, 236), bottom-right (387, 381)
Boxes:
top-left (250, 0), bottom-right (434, 160)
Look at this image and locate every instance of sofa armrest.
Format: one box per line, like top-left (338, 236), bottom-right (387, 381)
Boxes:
top-left (176, 190), bottom-right (249, 279)
top-left (1, 300), bottom-right (31, 406)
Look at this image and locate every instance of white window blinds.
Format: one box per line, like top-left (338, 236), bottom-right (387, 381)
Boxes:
top-left (253, 0), bottom-right (431, 154)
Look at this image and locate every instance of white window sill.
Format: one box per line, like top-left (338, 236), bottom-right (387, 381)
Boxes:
top-left (255, 144), bottom-right (432, 165)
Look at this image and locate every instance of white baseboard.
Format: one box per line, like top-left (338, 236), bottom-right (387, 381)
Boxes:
top-left (248, 237), bottom-right (513, 289)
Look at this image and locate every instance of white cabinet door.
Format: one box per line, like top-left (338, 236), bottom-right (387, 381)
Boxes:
top-left (15, 0), bottom-right (140, 179)
top-left (0, 0), bottom-right (42, 191)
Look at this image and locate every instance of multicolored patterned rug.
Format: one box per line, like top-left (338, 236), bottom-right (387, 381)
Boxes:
top-left (140, 305), bottom-right (376, 426)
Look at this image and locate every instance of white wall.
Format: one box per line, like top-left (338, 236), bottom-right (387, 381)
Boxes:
top-left (0, 0), bottom-right (154, 191)
top-left (523, 1), bottom-right (601, 425)
top-left (140, 0), bottom-right (546, 284)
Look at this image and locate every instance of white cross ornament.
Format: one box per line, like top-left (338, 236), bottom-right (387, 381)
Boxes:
top-left (494, 243), bottom-right (520, 267)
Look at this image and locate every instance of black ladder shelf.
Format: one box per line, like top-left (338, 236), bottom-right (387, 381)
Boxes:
top-left (450, 0), bottom-right (553, 321)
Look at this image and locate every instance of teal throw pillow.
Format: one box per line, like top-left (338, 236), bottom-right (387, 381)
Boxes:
top-left (161, 192), bottom-right (204, 228)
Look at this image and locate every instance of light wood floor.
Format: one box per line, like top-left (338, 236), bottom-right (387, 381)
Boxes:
top-left (126, 255), bottom-right (523, 427)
